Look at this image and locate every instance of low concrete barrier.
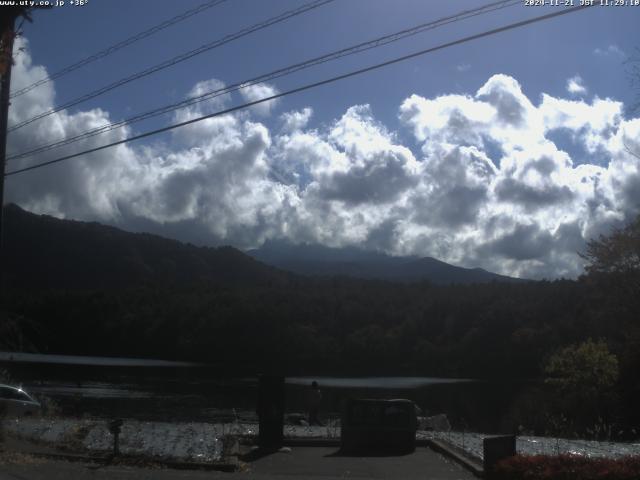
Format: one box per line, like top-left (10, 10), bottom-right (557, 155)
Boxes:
top-left (483, 434), bottom-right (516, 477)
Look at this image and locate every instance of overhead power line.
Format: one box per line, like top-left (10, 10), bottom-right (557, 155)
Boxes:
top-left (9, 0), bottom-right (230, 99)
top-left (7, 0), bottom-right (335, 133)
top-left (8, 0), bottom-right (521, 162)
top-left (5, 4), bottom-right (594, 178)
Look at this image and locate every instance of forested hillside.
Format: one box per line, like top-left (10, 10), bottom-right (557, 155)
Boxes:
top-left (1, 204), bottom-right (289, 289)
top-left (1, 206), bottom-right (639, 437)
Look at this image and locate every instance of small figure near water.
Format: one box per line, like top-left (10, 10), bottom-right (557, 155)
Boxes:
top-left (307, 380), bottom-right (323, 426)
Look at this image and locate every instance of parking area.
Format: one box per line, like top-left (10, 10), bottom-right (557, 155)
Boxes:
top-left (0, 445), bottom-right (476, 480)
top-left (242, 446), bottom-right (476, 479)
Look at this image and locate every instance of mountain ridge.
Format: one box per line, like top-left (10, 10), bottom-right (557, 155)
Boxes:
top-left (1, 204), bottom-right (523, 289)
top-left (1, 203), bottom-right (288, 290)
top-left (247, 239), bottom-right (525, 284)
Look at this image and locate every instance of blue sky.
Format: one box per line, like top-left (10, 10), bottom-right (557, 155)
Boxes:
top-left (22, 1), bottom-right (636, 129)
top-left (5, 0), bottom-right (640, 279)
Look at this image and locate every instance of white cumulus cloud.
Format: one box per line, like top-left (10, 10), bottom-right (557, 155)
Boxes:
top-left (6, 39), bottom-right (640, 280)
top-left (566, 75), bottom-right (587, 95)
top-left (593, 44), bottom-right (625, 58)
top-left (239, 82), bottom-right (280, 116)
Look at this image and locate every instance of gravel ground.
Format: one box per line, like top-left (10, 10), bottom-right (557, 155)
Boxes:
top-left (2, 418), bottom-right (224, 463)
top-left (1, 418), bottom-right (343, 463)
top-left (4, 417), bottom-right (640, 463)
top-left (417, 430), bottom-right (640, 460)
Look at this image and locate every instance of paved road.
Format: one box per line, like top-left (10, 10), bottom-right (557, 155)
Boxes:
top-left (0, 447), bottom-right (475, 479)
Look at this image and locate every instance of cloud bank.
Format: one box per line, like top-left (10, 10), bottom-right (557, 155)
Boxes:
top-left (5, 39), bottom-right (640, 279)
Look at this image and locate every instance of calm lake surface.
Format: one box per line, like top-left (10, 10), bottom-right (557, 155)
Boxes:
top-left (1, 353), bottom-right (528, 433)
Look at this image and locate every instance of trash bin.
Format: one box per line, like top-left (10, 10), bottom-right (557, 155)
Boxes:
top-left (341, 398), bottom-right (417, 453)
top-left (257, 374), bottom-right (284, 449)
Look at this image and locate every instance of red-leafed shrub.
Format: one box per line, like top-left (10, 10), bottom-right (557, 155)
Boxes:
top-left (492, 454), bottom-right (640, 480)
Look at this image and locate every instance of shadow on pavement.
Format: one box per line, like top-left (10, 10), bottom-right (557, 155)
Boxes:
top-left (239, 446), bottom-right (283, 463)
top-left (324, 448), bottom-right (415, 458)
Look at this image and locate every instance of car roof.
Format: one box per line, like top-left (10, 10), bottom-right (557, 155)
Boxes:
top-left (0, 383), bottom-right (32, 396)
top-left (0, 383), bottom-right (24, 391)
top-left (0, 383), bottom-right (22, 390)
top-left (0, 383), bottom-right (40, 402)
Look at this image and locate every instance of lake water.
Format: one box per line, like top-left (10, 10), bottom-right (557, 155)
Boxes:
top-left (1, 353), bottom-right (527, 432)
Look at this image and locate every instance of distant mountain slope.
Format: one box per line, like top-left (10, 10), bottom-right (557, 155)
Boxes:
top-left (1, 204), bottom-right (287, 290)
top-left (247, 240), bottom-right (525, 284)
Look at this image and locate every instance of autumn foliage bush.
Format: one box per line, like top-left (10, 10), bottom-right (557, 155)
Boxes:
top-left (493, 454), bottom-right (640, 480)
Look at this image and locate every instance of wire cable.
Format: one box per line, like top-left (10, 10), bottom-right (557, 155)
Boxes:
top-left (5, 4), bottom-right (594, 178)
top-left (9, 0), bottom-right (230, 99)
top-left (7, 0), bottom-right (521, 162)
top-left (7, 0), bottom-right (335, 133)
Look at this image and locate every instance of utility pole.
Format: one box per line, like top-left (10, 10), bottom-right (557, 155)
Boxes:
top-left (0, 8), bottom-right (20, 295)
top-left (0, 7), bottom-right (43, 294)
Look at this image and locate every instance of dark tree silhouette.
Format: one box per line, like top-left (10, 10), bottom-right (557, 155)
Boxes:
top-left (581, 215), bottom-right (640, 276)
top-left (580, 214), bottom-right (640, 300)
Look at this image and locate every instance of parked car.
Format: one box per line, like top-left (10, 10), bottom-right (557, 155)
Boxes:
top-left (0, 384), bottom-right (41, 417)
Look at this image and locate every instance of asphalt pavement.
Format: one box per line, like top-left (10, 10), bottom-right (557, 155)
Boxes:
top-left (0, 446), bottom-right (476, 479)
